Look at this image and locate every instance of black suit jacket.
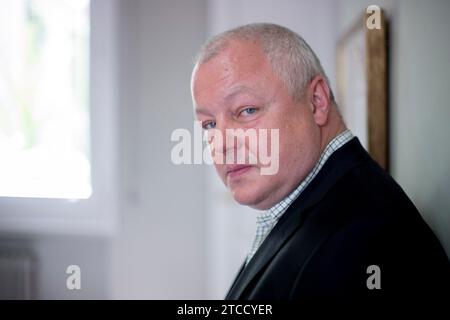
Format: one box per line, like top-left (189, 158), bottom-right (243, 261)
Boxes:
top-left (225, 138), bottom-right (449, 300)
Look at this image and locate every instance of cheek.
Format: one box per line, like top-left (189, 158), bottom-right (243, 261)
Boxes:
top-left (278, 120), bottom-right (318, 166)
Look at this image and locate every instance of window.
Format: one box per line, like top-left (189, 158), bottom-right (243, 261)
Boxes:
top-left (0, 0), bottom-right (118, 235)
top-left (0, 0), bottom-right (91, 199)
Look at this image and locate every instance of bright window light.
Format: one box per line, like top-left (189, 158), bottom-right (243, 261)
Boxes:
top-left (0, 0), bottom-right (91, 199)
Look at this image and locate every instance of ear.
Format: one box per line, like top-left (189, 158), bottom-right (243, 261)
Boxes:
top-left (307, 75), bottom-right (332, 126)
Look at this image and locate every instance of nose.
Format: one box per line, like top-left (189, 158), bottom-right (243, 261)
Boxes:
top-left (210, 119), bottom-right (241, 159)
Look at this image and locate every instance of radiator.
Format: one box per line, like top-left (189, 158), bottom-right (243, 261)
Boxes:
top-left (0, 251), bottom-right (35, 300)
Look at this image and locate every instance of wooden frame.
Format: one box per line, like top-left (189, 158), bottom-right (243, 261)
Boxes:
top-left (336, 10), bottom-right (388, 170)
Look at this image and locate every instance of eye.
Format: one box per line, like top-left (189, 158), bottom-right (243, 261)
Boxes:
top-left (239, 107), bottom-right (258, 116)
top-left (202, 120), bottom-right (216, 130)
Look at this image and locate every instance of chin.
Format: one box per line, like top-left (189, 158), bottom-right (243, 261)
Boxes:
top-left (230, 186), bottom-right (269, 210)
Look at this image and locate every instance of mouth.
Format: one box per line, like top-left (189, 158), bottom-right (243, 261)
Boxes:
top-left (226, 164), bottom-right (254, 179)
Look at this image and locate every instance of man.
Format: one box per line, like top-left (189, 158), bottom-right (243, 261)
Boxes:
top-left (191, 23), bottom-right (449, 299)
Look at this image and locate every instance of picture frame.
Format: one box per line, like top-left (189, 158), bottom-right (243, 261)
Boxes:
top-left (336, 9), bottom-right (388, 170)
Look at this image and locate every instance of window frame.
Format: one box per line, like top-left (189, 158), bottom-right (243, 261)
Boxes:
top-left (0, 0), bottom-right (119, 236)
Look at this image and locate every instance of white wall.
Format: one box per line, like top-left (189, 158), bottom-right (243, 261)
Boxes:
top-left (390, 0), bottom-right (450, 257)
top-left (110, 0), bottom-right (208, 299)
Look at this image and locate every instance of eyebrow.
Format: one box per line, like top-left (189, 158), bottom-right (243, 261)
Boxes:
top-left (195, 108), bottom-right (213, 116)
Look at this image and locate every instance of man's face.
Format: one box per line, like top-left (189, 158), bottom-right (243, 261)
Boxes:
top-left (192, 40), bottom-right (321, 210)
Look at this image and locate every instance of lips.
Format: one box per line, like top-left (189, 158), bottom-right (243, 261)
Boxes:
top-left (226, 164), bottom-right (254, 179)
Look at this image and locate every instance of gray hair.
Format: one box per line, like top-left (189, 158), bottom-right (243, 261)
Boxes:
top-left (194, 23), bottom-right (333, 102)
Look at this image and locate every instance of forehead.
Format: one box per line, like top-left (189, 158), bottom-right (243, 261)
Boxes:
top-left (192, 40), bottom-right (275, 106)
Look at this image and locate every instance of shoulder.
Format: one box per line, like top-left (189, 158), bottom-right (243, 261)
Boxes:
top-left (289, 159), bottom-right (449, 298)
top-left (291, 198), bottom-right (449, 298)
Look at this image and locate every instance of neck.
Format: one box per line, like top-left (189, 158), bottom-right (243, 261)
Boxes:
top-left (319, 106), bottom-right (347, 153)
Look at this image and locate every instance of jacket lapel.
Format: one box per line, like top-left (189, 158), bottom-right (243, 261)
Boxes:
top-left (225, 138), bottom-right (370, 299)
